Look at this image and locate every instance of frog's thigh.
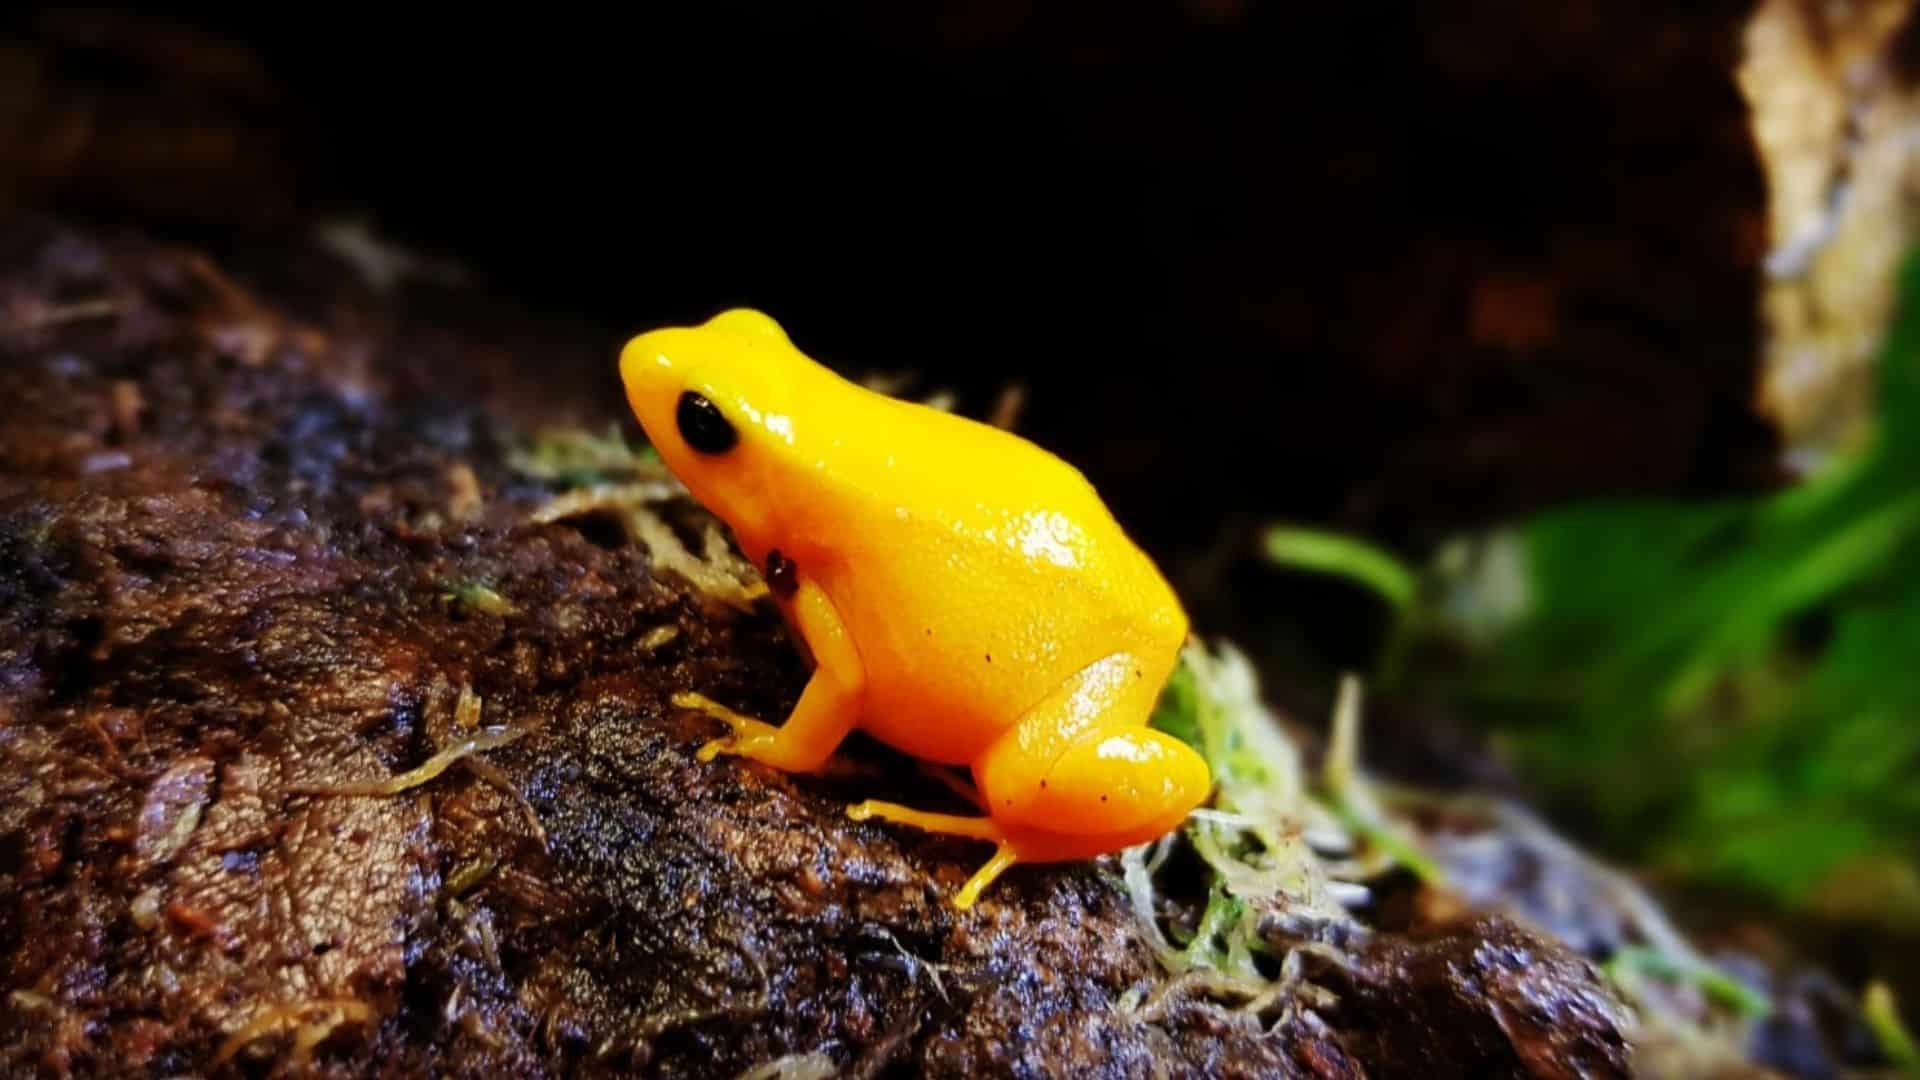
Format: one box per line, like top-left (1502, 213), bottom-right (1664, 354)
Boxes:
top-left (700, 578), bottom-right (864, 772)
top-left (1020, 724), bottom-right (1210, 837)
top-left (973, 654), bottom-right (1208, 836)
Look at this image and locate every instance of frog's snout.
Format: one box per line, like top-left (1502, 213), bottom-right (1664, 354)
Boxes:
top-left (619, 332), bottom-right (675, 396)
top-left (704, 307), bottom-right (788, 340)
top-left (618, 332), bottom-right (681, 434)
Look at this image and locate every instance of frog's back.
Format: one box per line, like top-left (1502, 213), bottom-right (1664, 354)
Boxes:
top-left (785, 388), bottom-right (1187, 764)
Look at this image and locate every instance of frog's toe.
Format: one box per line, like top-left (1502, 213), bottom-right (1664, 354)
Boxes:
top-left (675, 691), bottom-right (779, 760)
top-left (696, 735), bottom-right (737, 762)
top-left (674, 690), bottom-right (737, 721)
top-left (953, 842), bottom-right (1019, 910)
top-left (845, 800), bottom-right (1020, 908)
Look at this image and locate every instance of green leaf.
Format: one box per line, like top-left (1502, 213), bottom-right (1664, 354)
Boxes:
top-left (1864, 982), bottom-right (1920, 1074)
top-left (1414, 245), bottom-right (1920, 917)
top-left (1264, 525), bottom-right (1418, 620)
top-left (1605, 946), bottom-right (1772, 1019)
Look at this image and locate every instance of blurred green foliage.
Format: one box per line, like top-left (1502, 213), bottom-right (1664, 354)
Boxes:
top-left (1866, 982), bottom-right (1920, 1073)
top-left (1269, 252), bottom-right (1920, 930)
top-left (508, 424), bottom-right (659, 486)
top-left (1143, 641), bottom-right (1342, 980)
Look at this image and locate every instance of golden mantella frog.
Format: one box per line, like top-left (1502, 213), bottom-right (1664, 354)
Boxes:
top-left (618, 309), bottom-right (1211, 908)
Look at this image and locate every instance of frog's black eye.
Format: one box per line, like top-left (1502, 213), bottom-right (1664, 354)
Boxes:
top-left (676, 391), bottom-right (738, 455)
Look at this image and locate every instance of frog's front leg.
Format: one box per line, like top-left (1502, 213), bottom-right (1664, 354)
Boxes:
top-left (682, 578), bottom-right (864, 772)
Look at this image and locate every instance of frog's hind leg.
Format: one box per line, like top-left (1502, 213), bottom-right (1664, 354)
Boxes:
top-left (846, 800), bottom-right (1017, 909)
top-left (974, 652), bottom-right (1211, 839)
top-left (847, 652), bottom-right (1208, 909)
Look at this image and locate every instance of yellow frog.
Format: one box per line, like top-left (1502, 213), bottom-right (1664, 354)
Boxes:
top-left (619, 309), bottom-right (1210, 908)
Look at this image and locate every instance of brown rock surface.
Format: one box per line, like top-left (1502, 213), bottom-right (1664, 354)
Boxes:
top-left (0, 216), bottom-right (1638, 1076)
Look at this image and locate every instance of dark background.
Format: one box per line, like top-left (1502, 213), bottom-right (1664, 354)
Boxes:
top-left (0, 2), bottom-right (1781, 665)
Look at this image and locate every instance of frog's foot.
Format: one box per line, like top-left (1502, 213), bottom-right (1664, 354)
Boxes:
top-left (846, 800), bottom-right (1018, 910)
top-left (675, 691), bottom-right (783, 764)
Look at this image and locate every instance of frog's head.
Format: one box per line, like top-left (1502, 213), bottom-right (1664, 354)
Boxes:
top-left (619, 308), bottom-right (806, 547)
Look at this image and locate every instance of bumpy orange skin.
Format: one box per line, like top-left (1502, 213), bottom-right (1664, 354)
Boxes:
top-left (619, 309), bottom-right (1211, 907)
